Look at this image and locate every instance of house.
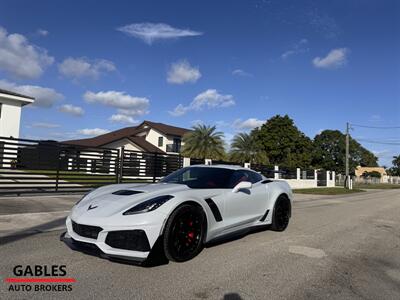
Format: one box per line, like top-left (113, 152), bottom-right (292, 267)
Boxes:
top-left (355, 166), bottom-right (387, 178)
top-left (0, 89), bottom-right (34, 138)
top-left (64, 120), bottom-right (191, 154)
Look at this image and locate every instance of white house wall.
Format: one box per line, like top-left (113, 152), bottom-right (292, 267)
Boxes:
top-left (145, 128), bottom-right (170, 152)
top-left (105, 138), bottom-right (143, 152)
top-left (144, 128), bottom-right (185, 153)
top-left (0, 98), bottom-right (22, 138)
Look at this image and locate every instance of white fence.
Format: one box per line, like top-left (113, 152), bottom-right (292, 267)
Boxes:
top-left (183, 157), bottom-right (335, 189)
top-left (337, 174), bottom-right (400, 186)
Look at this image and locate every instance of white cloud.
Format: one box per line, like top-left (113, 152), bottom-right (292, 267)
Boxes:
top-left (59, 57), bottom-right (116, 80)
top-left (170, 89), bottom-right (235, 117)
top-left (232, 69), bottom-right (253, 77)
top-left (0, 26), bottom-right (54, 79)
top-left (31, 122), bottom-right (60, 128)
top-left (109, 114), bottom-right (138, 124)
top-left (59, 104), bottom-right (84, 116)
top-left (84, 90), bottom-right (149, 117)
top-left (37, 29), bottom-right (49, 36)
top-left (281, 38), bottom-right (309, 60)
top-left (233, 118), bottom-right (265, 130)
top-left (167, 60), bottom-right (201, 84)
top-left (312, 48), bottom-right (349, 69)
top-left (215, 120), bottom-right (230, 127)
top-left (77, 128), bottom-right (110, 136)
top-left (117, 23), bottom-right (202, 45)
top-left (0, 79), bottom-right (63, 107)
top-left (191, 119), bottom-right (204, 126)
top-left (169, 104), bottom-right (188, 117)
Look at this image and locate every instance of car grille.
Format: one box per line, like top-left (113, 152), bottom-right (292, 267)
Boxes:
top-left (71, 221), bottom-right (102, 239)
top-left (105, 230), bottom-right (150, 252)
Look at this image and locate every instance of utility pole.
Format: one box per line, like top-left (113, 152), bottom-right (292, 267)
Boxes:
top-left (345, 122), bottom-right (350, 188)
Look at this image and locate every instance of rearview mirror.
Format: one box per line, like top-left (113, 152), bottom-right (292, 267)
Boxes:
top-left (232, 181), bottom-right (252, 193)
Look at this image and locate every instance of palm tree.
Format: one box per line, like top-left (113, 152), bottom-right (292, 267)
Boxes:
top-left (229, 132), bottom-right (268, 164)
top-left (181, 124), bottom-right (226, 159)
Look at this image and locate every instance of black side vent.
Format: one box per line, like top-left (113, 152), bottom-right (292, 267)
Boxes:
top-left (205, 198), bottom-right (223, 222)
top-left (112, 190), bottom-right (144, 196)
top-left (259, 209), bottom-right (270, 222)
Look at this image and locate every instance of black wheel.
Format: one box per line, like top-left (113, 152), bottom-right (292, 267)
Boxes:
top-left (163, 204), bottom-right (206, 262)
top-left (271, 195), bottom-right (291, 232)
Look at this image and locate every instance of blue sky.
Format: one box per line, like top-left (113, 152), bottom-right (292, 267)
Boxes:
top-left (0, 0), bottom-right (399, 166)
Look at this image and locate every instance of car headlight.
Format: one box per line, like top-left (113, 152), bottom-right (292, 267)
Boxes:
top-left (123, 195), bottom-right (174, 215)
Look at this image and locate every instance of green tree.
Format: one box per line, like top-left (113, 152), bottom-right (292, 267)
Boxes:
top-left (252, 115), bottom-right (313, 168)
top-left (181, 124), bottom-right (226, 159)
top-left (387, 155), bottom-right (400, 176)
top-left (229, 132), bottom-right (268, 164)
top-left (312, 130), bottom-right (378, 173)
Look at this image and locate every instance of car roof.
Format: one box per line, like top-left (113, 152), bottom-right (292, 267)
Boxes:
top-left (188, 164), bottom-right (248, 171)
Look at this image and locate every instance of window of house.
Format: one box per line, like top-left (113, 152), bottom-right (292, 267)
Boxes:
top-left (158, 136), bottom-right (163, 147)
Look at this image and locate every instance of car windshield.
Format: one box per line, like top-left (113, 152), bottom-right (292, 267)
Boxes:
top-left (160, 167), bottom-right (235, 189)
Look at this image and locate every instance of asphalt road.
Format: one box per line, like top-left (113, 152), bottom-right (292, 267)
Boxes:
top-left (1, 190), bottom-right (399, 299)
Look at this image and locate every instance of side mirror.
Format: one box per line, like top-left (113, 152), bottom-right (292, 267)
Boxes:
top-left (232, 181), bottom-right (252, 193)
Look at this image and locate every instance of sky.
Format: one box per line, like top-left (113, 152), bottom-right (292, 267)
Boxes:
top-left (0, 0), bottom-right (399, 166)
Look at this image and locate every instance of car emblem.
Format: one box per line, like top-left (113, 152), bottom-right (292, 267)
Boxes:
top-left (87, 204), bottom-right (98, 211)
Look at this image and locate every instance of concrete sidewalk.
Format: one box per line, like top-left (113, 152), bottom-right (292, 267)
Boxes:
top-left (0, 194), bottom-right (81, 238)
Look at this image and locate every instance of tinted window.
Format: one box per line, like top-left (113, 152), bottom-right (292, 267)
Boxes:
top-left (160, 167), bottom-right (235, 189)
top-left (246, 171), bottom-right (263, 183)
top-left (229, 170), bottom-right (251, 188)
top-left (228, 170), bottom-right (263, 187)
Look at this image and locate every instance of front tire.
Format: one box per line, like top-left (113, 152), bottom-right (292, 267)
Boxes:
top-left (163, 204), bottom-right (206, 262)
top-left (271, 195), bottom-right (291, 231)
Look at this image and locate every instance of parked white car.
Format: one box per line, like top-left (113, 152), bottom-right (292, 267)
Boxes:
top-left (62, 165), bottom-right (292, 263)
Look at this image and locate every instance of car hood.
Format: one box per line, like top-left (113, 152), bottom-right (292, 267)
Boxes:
top-left (71, 183), bottom-right (190, 219)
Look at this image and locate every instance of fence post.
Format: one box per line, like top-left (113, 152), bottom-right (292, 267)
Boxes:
top-left (183, 157), bottom-right (191, 167)
top-left (117, 147), bottom-right (124, 184)
top-left (332, 171), bottom-right (336, 187)
top-left (244, 162), bottom-right (251, 168)
top-left (326, 170), bottom-right (330, 187)
top-left (153, 152), bottom-right (158, 183)
top-left (314, 170), bottom-right (318, 187)
top-left (274, 166), bottom-right (279, 179)
top-left (55, 147), bottom-right (61, 192)
top-left (205, 159), bottom-right (212, 165)
top-left (296, 168), bottom-right (301, 180)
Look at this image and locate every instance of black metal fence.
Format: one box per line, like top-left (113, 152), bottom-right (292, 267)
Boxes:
top-left (0, 137), bottom-right (183, 195)
top-left (0, 136), bottom-right (325, 195)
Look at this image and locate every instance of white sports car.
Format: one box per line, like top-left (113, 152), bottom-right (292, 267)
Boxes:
top-left (62, 165), bottom-right (292, 263)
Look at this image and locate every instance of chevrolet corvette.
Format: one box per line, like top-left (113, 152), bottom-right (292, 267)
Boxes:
top-left (62, 165), bottom-right (292, 263)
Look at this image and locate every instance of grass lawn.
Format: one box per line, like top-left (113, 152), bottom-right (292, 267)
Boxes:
top-left (294, 187), bottom-right (365, 195)
top-left (354, 183), bottom-right (400, 189)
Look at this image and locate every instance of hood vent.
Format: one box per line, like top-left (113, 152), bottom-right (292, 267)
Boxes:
top-left (112, 190), bottom-right (144, 196)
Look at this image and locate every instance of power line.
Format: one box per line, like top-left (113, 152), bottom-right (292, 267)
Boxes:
top-left (351, 124), bottom-right (400, 129)
top-left (355, 138), bottom-right (400, 146)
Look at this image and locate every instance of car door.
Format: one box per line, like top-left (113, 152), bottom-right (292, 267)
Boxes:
top-left (220, 170), bottom-right (267, 233)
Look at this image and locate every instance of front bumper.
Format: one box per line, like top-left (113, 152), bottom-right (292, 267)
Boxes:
top-left (64, 214), bottom-right (165, 261)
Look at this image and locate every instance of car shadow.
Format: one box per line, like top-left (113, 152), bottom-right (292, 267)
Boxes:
top-left (205, 225), bottom-right (271, 248)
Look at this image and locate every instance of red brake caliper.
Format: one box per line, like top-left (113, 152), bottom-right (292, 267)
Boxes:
top-left (187, 221), bottom-right (194, 242)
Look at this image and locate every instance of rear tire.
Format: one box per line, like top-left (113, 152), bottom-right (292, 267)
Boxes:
top-left (271, 195), bottom-right (291, 232)
top-left (163, 204), bottom-right (206, 262)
